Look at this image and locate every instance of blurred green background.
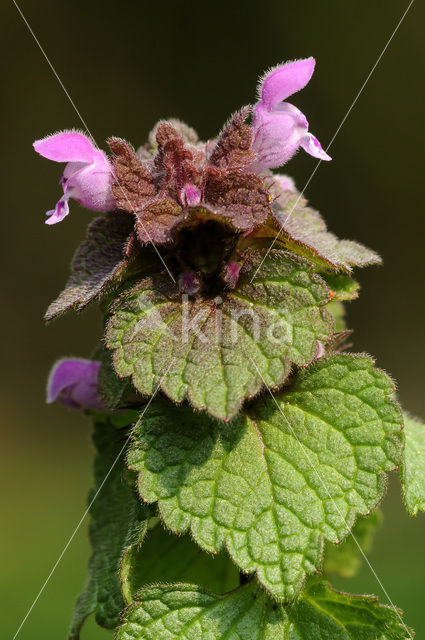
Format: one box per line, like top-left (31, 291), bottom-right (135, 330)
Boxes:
top-left (2, 0), bottom-right (424, 637)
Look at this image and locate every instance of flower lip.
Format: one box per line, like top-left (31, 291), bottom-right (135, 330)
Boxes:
top-left (45, 199), bottom-right (69, 225)
top-left (300, 133), bottom-right (332, 161)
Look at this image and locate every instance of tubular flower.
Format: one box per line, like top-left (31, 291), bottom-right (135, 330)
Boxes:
top-left (46, 358), bottom-right (105, 411)
top-left (251, 57), bottom-right (331, 172)
top-left (33, 131), bottom-right (115, 224)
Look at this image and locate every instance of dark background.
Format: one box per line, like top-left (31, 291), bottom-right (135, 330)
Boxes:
top-left (2, 1), bottom-right (424, 638)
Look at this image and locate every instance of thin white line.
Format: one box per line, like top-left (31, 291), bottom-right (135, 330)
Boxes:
top-left (12, 0), bottom-right (176, 283)
top-left (11, 0), bottom-right (91, 133)
top-left (249, 0), bottom-right (415, 282)
top-left (248, 355), bottom-right (412, 638)
top-left (11, 360), bottom-right (174, 640)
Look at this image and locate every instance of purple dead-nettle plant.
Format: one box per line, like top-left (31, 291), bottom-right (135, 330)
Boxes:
top-left (37, 59), bottom-right (423, 639)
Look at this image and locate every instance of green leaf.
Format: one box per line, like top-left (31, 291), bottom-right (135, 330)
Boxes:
top-left (124, 522), bottom-right (239, 596)
top-left (322, 273), bottom-right (360, 301)
top-left (106, 249), bottom-right (333, 420)
top-left (115, 580), bottom-right (413, 640)
top-left (401, 415), bottom-right (425, 516)
top-left (68, 418), bottom-right (152, 639)
top-left (271, 193), bottom-right (381, 273)
top-left (116, 581), bottom-right (289, 639)
top-left (45, 213), bottom-right (138, 322)
top-left (97, 343), bottom-right (132, 410)
top-left (327, 300), bottom-right (347, 333)
top-left (323, 509), bottom-right (382, 578)
top-left (127, 354), bottom-right (402, 601)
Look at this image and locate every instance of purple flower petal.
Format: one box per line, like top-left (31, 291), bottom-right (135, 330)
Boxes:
top-left (300, 133), bottom-right (331, 161)
top-left (181, 183), bottom-right (202, 207)
top-left (251, 103), bottom-right (308, 172)
top-left (251, 59), bottom-right (331, 171)
top-left (47, 358), bottom-right (105, 411)
top-left (65, 159), bottom-right (115, 212)
top-left (45, 198), bottom-right (70, 225)
top-left (34, 130), bottom-right (115, 222)
top-left (259, 58), bottom-right (316, 110)
top-left (33, 131), bottom-right (97, 163)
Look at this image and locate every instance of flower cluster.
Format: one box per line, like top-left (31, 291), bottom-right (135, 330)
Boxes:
top-left (39, 58), bottom-right (334, 410)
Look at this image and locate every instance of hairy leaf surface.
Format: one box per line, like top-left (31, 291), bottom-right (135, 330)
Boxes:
top-left (208, 106), bottom-right (254, 169)
top-left (46, 213), bottom-right (137, 322)
top-left (109, 138), bottom-right (157, 212)
top-left (204, 169), bottom-right (272, 231)
top-left (401, 415), bottom-right (425, 516)
top-left (128, 354), bottom-right (402, 601)
top-left (69, 418), bottom-right (151, 639)
top-left (106, 249), bottom-right (333, 420)
top-left (97, 343), bottom-right (132, 410)
top-left (116, 580), bottom-right (412, 640)
top-left (266, 194), bottom-right (381, 272)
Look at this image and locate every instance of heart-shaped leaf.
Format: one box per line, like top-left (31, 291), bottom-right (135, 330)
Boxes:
top-left (106, 249), bottom-right (333, 420)
top-left (128, 354), bottom-right (402, 601)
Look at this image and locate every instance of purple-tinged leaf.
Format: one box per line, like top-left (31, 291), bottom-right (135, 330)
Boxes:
top-left (204, 169), bottom-right (272, 231)
top-left (136, 198), bottom-right (183, 244)
top-left (271, 193), bottom-right (382, 272)
top-left (106, 249), bottom-right (333, 420)
top-left (109, 138), bottom-right (156, 213)
top-left (208, 106), bottom-right (254, 169)
top-left (153, 122), bottom-right (202, 200)
top-left (45, 212), bottom-right (138, 322)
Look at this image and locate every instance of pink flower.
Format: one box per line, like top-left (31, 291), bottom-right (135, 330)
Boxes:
top-left (33, 131), bottom-right (115, 224)
top-left (180, 183), bottom-right (202, 207)
top-left (251, 58), bottom-right (331, 172)
top-left (47, 358), bottom-right (106, 411)
top-left (273, 174), bottom-right (297, 193)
